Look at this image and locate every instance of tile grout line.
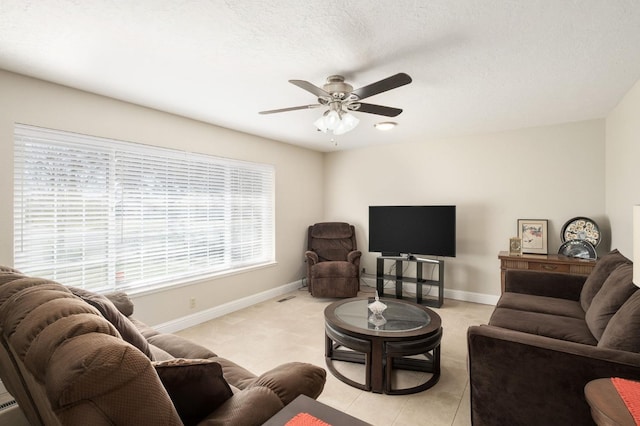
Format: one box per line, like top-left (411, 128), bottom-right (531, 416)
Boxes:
top-left (451, 379), bottom-right (470, 425)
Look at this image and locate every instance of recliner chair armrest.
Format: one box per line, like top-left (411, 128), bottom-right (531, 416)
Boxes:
top-left (347, 250), bottom-right (361, 265)
top-left (304, 251), bottom-right (319, 265)
top-left (468, 324), bottom-right (640, 425)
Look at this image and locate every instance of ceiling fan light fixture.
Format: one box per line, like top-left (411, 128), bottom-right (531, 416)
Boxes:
top-left (314, 114), bottom-right (329, 132)
top-left (334, 112), bottom-right (360, 135)
top-left (374, 121), bottom-right (397, 131)
top-left (325, 110), bottom-right (340, 131)
top-left (315, 109), bottom-right (359, 135)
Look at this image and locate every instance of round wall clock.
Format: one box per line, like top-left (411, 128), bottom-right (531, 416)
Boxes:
top-left (561, 217), bottom-right (601, 247)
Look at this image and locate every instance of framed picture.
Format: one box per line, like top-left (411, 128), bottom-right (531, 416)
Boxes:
top-left (517, 219), bottom-right (548, 254)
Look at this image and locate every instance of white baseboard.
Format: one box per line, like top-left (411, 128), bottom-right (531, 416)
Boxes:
top-left (443, 288), bottom-right (499, 305)
top-left (153, 277), bottom-right (497, 334)
top-left (153, 280), bottom-right (302, 333)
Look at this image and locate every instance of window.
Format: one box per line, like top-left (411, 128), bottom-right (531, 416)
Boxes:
top-left (13, 124), bottom-right (274, 293)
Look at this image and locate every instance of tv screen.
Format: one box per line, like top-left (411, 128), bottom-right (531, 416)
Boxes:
top-left (368, 205), bottom-right (456, 257)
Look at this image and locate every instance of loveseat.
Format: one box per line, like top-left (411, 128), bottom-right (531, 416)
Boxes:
top-left (0, 266), bottom-right (326, 425)
top-left (468, 249), bottom-right (640, 425)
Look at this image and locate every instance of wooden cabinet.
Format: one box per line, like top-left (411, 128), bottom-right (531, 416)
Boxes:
top-left (498, 251), bottom-right (597, 293)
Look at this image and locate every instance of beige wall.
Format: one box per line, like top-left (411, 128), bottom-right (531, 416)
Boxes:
top-left (606, 78), bottom-right (640, 259)
top-left (0, 70), bottom-right (324, 325)
top-left (324, 120), bottom-right (606, 299)
top-left (2, 66), bottom-right (631, 314)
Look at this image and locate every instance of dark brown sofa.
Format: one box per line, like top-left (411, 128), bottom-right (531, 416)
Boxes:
top-left (468, 249), bottom-right (640, 425)
top-left (0, 267), bottom-right (326, 426)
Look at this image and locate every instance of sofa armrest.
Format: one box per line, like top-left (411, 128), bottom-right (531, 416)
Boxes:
top-left (211, 356), bottom-right (258, 389)
top-left (246, 362), bottom-right (326, 405)
top-left (199, 385), bottom-right (284, 426)
top-left (468, 324), bottom-right (640, 426)
top-left (504, 269), bottom-right (586, 300)
top-left (215, 357), bottom-right (326, 406)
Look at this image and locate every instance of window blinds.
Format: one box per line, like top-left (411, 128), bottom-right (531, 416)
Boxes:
top-left (14, 124), bottom-right (274, 293)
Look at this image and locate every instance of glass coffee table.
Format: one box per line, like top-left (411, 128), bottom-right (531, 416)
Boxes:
top-left (324, 297), bottom-right (442, 395)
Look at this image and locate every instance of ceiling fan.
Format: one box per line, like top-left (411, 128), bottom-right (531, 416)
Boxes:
top-left (259, 73), bottom-right (412, 135)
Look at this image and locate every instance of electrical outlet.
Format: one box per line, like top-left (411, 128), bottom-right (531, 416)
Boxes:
top-left (362, 267), bottom-right (366, 274)
top-left (189, 297), bottom-right (196, 309)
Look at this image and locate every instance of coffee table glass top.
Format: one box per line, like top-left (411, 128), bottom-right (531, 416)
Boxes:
top-left (334, 298), bottom-right (431, 332)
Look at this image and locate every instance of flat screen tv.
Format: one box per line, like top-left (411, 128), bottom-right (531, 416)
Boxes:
top-left (368, 205), bottom-right (456, 257)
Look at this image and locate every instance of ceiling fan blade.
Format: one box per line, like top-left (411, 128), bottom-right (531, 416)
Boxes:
top-left (289, 80), bottom-right (330, 98)
top-left (351, 73), bottom-right (412, 101)
top-left (351, 102), bottom-right (403, 117)
top-left (259, 104), bottom-right (321, 115)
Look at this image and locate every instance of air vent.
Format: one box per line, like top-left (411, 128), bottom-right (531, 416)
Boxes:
top-left (0, 399), bottom-right (17, 411)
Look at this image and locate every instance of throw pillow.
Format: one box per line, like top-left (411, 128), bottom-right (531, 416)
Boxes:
top-left (585, 264), bottom-right (636, 340)
top-left (153, 358), bottom-right (233, 426)
top-left (580, 249), bottom-right (631, 311)
top-left (69, 287), bottom-right (153, 359)
top-left (599, 290), bottom-right (640, 352)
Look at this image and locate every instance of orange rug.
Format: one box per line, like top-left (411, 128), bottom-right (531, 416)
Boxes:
top-left (285, 412), bottom-right (331, 426)
top-left (612, 377), bottom-right (640, 424)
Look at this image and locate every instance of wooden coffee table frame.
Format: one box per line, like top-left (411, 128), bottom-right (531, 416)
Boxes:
top-left (324, 297), bottom-right (442, 395)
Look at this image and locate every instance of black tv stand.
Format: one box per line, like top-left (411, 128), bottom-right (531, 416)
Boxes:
top-left (376, 256), bottom-right (444, 308)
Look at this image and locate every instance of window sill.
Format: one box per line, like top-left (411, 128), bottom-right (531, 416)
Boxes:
top-left (124, 261), bottom-right (278, 298)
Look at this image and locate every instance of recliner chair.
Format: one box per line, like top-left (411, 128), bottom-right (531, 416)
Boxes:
top-left (305, 222), bottom-right (361, 298)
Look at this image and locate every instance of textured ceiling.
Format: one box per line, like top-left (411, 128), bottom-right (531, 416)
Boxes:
top-left (1, 1), bottom-right (640, 152)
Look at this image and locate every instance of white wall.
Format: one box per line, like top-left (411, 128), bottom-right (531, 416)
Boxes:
top-left (324, 120), bottom-right (606, 299)
top-left (606, 78), bottom-right (640, 259)
top-left (0, 70), bottom-right (324, 325)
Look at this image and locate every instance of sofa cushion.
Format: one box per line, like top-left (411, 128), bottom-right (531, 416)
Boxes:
top-left (311, 261), bottom-right (358, 278)
top-left (489, 307), bottom-right (597, 345)
top-left (147, 333), bottom-right (216, 359)
top-left (25, 313), bottom-right (119, 380)
top-left (149, 344), bottom-right (175, 362)
top-left (130, 316), bottom-right (160, 339)
top-left (0, 266), bottom-right (22, 274)
top-left (598, 291), bottom-right (640, 352)
top-left (496, 293), bottom-right (585, 319)
top-left (310, 222), bottom-right (353, 239)
top-left (153, 358), bottom-right (233, 426)
top-left (69, 287), bottom-right (153, 359)
top-left (211, 356), bottom-right (261, 389)
top-left (47, 333), bottom-right (182, 425)
top-left (103, 291), bottom-right (135, 317)
top-left (580, 249), bottom-right (632, 311)
top-left (585, 264), bottom-right (636, 340)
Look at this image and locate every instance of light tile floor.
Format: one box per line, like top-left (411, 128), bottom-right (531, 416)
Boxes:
top-left (176, 285), bottom-right (494, 426)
